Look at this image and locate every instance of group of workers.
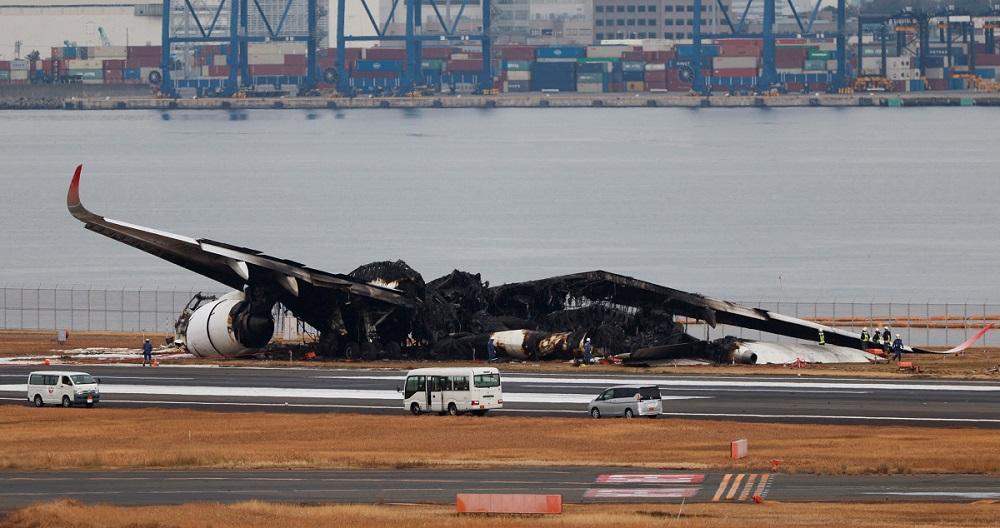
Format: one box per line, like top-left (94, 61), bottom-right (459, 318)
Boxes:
top-left (860, 326), bottom-right (905, 361)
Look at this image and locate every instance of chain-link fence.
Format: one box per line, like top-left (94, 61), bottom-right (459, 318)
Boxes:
top-left (0, 287), bottom-right (305, 340)
top-left (1, 287), bottom-right (997, 347)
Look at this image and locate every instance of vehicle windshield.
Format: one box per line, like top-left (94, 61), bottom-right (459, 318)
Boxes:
top-left (473, 373), bottom-right (500, 388)
top-left (71, 374), bottom-right (95, 385)
top-left (638, 387), bottom-right (661, 400)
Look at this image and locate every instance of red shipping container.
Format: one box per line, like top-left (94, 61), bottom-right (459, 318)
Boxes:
top-left (365, 47), bottom-right (406, 60)
top-left (284, 54), bottom-right (307, 66)
top-left (422, 46), bottom-right (453, 59)
top-left (785, 82), bottom-right (804, 91)
top-left (104, 70), bottom-right (123, 83)
top-left (200, 45), bottom-right (220, 55)
top-left (463, 51), bottom-right (483, 60)
top-left (209, 65), bottom-right (231, 76)
top-left (976, 54), bottom-right (1000, 66)
top-left (0, 60), bottom-right (10, 70)
top-left (103, 59), bottom-right (126, 69)
top-left (447, 59), bottom-right (482, 72)
top-left (499, 45), bottom-right (535, 61)
top-left (126, 56), bottom-right (160, 68)
top-left (777, 38), bottom-right (806, 45)
top-left (927, 79), bottom-right (948, 90)
top-left (892, 80), bottom-right (906, 92)
top-left (622, 50), bottom-right (643, 60)
top-left (646, 80), bottom-right (667, 90)
top-left (249, 64), bottom-right (305, 75)
top-left (643, 50), bottom-right (675, 62)
top-left (644, 70), bottom-right (667, 82)
top-left (712, 68), bottom-right (758, 77)
top-left (128, 45), bottom-right (162, 57)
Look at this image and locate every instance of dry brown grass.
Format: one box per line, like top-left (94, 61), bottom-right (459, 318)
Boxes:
top-left (0, 407), bottom-right (997, 475)
top-left (4, 329), bottom-right (998, 379)
top-left (2, 500), bottom-right (999, 528)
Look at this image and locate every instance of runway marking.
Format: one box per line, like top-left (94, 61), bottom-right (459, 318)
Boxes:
top-left (584, 488), bottom-right (699, 499)
top-left (596, 474), bottom-right (705, 484)
top-left (754, 473), bottom-right (770, 498)
top-left (91, 376), bottom-right (195, 381)
top-left (725, 474), bottom-right (744, 500)
top-left (711, 474), bottom-right (732, 502)
top-left (0, 384), bottom-right (707, 405)
top-left (660, 412), bottom-right (1000, 424)
top-left (312, 375), bottom-right (1000, 393)
top-left (714, 474), bottom-right (771, 502)
top-left (865, 492), bottom-right (1000, 499)
top-left (738, 474), bottom-right (758, 501)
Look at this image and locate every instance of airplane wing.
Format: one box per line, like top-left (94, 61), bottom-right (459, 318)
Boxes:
top-left (919, 324), bottom-right (993, 354)
top-left (67, 165), bottom-right (411, 308)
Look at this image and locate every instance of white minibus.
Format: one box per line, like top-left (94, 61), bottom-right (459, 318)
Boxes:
top-left (27, 371), bottom-right (100, 407)
top-left (402, 367), bottom-right (503, 416)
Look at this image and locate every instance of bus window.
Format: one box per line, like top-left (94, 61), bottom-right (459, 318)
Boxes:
top-left (44, 375), bottom-right (58, 385)
top-left (450, 376), bottom-right (470, 391)
top-left (404, 375), bottom-right (425, 399)
top-left (474, 373), bottom-right (500, 388)
top-left (429, 376), bottom-right (451, 391)
top-left (29, 374), bottom-right (43, 385)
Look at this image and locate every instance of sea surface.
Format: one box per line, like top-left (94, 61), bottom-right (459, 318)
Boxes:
top-left (0, 107), bottom-right (998, 302)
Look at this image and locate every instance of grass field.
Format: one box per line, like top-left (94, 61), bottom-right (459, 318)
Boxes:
top-left (3, 500), bottom-right (998, 528)
top-left (3, 330), bottom-right (1000, 380)
top-left (1, 407), bottom-right (997, 474)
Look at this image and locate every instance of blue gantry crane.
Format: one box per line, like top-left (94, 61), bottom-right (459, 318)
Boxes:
top-left (688, 0), bottom-right (847, 94)
top-left (160, 0), bottom-right (320, 97)
top-left (335, 0), bottom-right (493, 95)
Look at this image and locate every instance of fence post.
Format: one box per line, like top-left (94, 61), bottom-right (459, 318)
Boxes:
top-left (944, 303), bottom-right (949, 345)
top-left (104, 288), bottom-right (108, 331)
top-left (964, 302), bottom-right (969, 342)
top-left (70, 287), bottom-right (75, 331)
top-left (906, 301), bottom-right (911, 346)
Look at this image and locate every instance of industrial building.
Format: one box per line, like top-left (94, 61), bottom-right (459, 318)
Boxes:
top-left (593, 0), bottom-right (733, 41)
top-left (0, 0), bottom-right (162, 60)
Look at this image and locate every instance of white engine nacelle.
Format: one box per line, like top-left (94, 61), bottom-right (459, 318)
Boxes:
top-left (184, 292), bottom-right (273, 358)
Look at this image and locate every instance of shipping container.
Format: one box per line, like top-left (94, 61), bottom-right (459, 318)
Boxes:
top-left (504, 80), bottom-right (531, 92)
top-left (713, 56), bottom-right (758, 69)
top-left (803, 59), bottom-right (827, 71)
top-left (506, 70), bottom-right (530, 81)
top-left (622, 61), bottom-right (644, 72)
top-left (123, 68), bottom-right (142, 81)
top-left (577, 72), bottom-right (604, 83)
top-left (422, 47), bottom-right (453, 59)
top-left (676, 44), bottom-right (719, 59)
top-left (504, 60), bottom-right (531, 71)
top-left (421, 59), bottom-right (445, 70)
top-left (577, 82), bottom-right (604, 93)
top-left (586, 45), bottom-right (632, 59)
top-left (499, 45), bottom-right (536, 61)
top-left (975, 67), bottom-right (997, 79)
top-left (712, 68), bottom-right (757, 77)
top-left (0, 71), bottom-right (9, 81)
top-left (10, 59), bottom-right (29, 71)
top-left (536, 46), bottom-right (585, 59)
top-left (808, 50), bottom-right (833, 60)
top-left (530, 61), bottom-right (575, 91)
top-left (355, 60), bottom-right (403, 72)
top-left (447, 59), bottom-right (483, 72)
top-left (626, 80), bottom-right (645, 91)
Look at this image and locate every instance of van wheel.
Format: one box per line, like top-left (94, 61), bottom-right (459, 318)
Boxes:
top-left (62, 396), bottom-right (72, 408)
top-left (590, 408), bottom-right (601, 419)
top-left (624, 408), bottom-right (634, 419)
top-left (447, 403), bottom-right (459, 416)
top-left (410, 403), bottom-right (421, 415)
top-left (33, 395), bottom-right (43, 407)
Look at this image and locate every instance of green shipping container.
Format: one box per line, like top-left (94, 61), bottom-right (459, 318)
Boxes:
top-left (504, 60), bottom-right (531, 71)
top-left (622, 61), bottom-right (645, 72)
top-left (808, 51), bottom-right (832, 60)
top-left (421, 59), bottom-right (444, 70)
top-left (577, 57), bottom-right (620, 63)
top-left (67, 69), bottom-right (104, 79)
top-left (0, 71), bottom-right (9, 80)
top-left (577, 72), bottom-right (604, 83)
top-left (803, 59), bottom-right (827, 71)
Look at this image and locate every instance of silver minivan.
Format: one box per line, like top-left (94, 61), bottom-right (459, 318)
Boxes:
top-left (587, 385), bottom-right (662, 419)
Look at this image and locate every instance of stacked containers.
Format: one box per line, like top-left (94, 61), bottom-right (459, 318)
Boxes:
top-left (0, 61), bottom-right (11, 83)
top-left (248, 41), bottom-right (308, 77)
top-left (533, 46), bottom-right (582, 91)
top-left (503, 60), bottom-right (531, 92)
top-left (623, 61), bottom-right (645, 91)
top-left (576, 61), bottom-right (608, 93)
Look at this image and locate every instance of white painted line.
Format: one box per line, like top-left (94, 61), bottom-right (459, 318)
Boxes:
top-left (0, 384), bottom-right (707, 405)
top-left (866, 492), bottom-right (1000, 499)
top-left (312, 375), bottom-right (1000, 393)
top-left (93, 376), bottom-right (195, 380)
top-left (661, 412), bottom-right (1000, 424)
top-left (100, 399), bottom-right (402, 410)
top-left (585, 488), bottom-right (699, 499)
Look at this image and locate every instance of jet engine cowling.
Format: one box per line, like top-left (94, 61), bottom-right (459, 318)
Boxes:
top-left (184, 292), bottom-right (274, 358)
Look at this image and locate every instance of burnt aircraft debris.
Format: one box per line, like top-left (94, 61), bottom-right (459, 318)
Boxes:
top-left (67, 165), bottom-right (921, 364)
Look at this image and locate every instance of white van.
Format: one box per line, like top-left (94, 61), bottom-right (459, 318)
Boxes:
top-left (27, 371), bottom-right (101, 408)
top-left (402, 367), bottom-right (503, 416)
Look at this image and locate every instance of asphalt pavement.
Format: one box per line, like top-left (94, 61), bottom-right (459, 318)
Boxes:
top-left (1, 468), bottom-right (998, 509)
top-left (1, 365), bottom-right (999, 426)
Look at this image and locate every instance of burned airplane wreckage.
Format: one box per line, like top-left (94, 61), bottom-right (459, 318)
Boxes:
top-left (67, 165), bottom-right (903, 364)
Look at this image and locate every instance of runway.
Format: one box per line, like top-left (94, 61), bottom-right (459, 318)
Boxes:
top-left (1, 468), bottom-right (998, 509)
top-left (1, 365), bottom-right (999, 427)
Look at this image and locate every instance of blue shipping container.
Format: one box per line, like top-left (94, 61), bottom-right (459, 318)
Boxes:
top-left (123, 68), bottom-right (142, 80)
top-left (949, 78), bottom-right (966, 90)
top-left (355, 60), bottom-right (403, 72)
top-left (975, 67), bottom-right (996, 79)
top-left (909, 79), bottom-right (924, 91)
top-left (531, 61), bottom-right (576, 91)
top-left (676, 45), bottom-right (719, 59)
top-left (536, 46), bottom-right (585, 59)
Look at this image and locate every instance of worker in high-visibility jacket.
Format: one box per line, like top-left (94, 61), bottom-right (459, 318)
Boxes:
top-left (872, 327), bottom-right (883, 347)
top-left (881, 327), bottom-right (892, 355)
top-left (818, 329), bottom-right (826, 346)
top-left (860, 327), bottom-right (871, 349)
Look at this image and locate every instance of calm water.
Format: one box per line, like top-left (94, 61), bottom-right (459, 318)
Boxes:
top-left (0, 107), bottom-right (998, 302)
